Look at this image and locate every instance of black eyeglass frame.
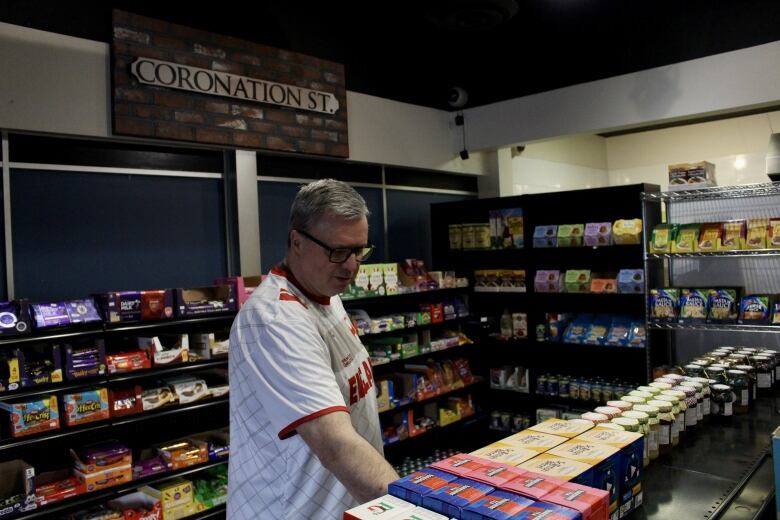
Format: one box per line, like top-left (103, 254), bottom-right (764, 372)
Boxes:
top-left (295, 229), bottom-right (375, 263)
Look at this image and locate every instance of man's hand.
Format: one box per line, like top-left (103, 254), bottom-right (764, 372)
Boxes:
top-left (297, 410), bottom-right (399, 503)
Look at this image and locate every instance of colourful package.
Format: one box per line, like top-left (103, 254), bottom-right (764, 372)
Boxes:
top-left (517, 455), bottom-right (594, 484)
top-left (502, 471), bottom-right (566, 501)
top-left (769, 219), bottom-right (780, 249)
top-left (421, 479), bottom-right (494, 518)
top-left (564, 271), bottom-right (591, 293)
top-left (535, 271), bottom-right (561, 293)
top-left (616, 270), bottom-right (643, 294)
top-left (542, 482), bottom-right (609, 520)
top-left (678, 289), bottom-right (709, 324)
top-left (558, 225), bottom-right (585, 248)
top-left (672, 224), bottom-right (699, 253)
top-left (584, 223), bottom-right (612, 247)
top-left (706, 289), bottom-right (739, 323)
top-left (649, 224), bottom-right (678, 254)
top-left (649, 289), bottom-right (678, 322)
top-left (605, 317), bottom-right (631, 347)
top-left (464, 462), bottom-right (527, 488)
top-left (461, 490), bottom-right (534, 519)
top-left (738, 295), bottom-right (770, 324)
top-left (546, 441), bottom-right (620, 514)
top-left (344, 494), bottom-right (417, 520)
top-left (0, 396), bottom-right (60, 437)
top-left (627, 321), bottom-right (647, 348)
top-left (62, 388), bottom-right (109, 426)
top-left (563, 315), bottom-right (592, 344)
top-left (470, 443), bottom-right (538, 466)
top-left (431, 454), bottom-right (493, 477)
top-left (528, 419), bottom-right (595, 439)
top-left (697, 223), bottom-right (722, 252)
top-left (773, 300), bottom-right (780, 325)
top-left (584, 315), bottom-right (612, 345)
top-left (720, 220), bottom-right (746, 250)
top-left (512, 502), bottom-right (581, 519)
top-left (499, 431), bottom-right (569, 454)
top-left (745, 218), bottom-right (769, 249)
top-left (388, 468), bottom-right (458, 506)
top-left (534, 226), bottom-right (558, 248)
top-left (612, 220), bottom-right (642, 245)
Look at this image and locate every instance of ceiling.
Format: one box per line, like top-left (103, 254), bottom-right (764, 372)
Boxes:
top-left (4, 0), bottom-right (780, 111)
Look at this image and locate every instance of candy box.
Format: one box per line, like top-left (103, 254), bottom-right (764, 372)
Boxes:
top-left (616, 270), bottom-right (643, 294)
top-left (612, 220), bottom-right (642, 245)
top-left (188, 428), bottom-right (229, 461)
top-left (73, 465), bottom-right (132, 492)
top-left (109, 385), bottom-right (143, 417)
top-left (106, 350), bottom-right (152, 374)
top-left (34, 470), bottom-right (85, 506)
top-left (0, 396), bottom-right (60, 438)
top-left (0, 460), bottom-right (36, 517)
top-left (512, 502), bottom-right (581, 520)
top-left (107, 491), bottom-right (162, 520)
top-left (430, 454), bottom-right (492, 477)
top-left (94, 290), bottom-right (174, 323)
top-left (188, 332), bottom-right (229, 360)
top-left (30, 298), bottom-right (102, 329)
top-left (745, 218), bottom-right (770, 249)
top-left (502, 471), bottom-right (566, 501)
top-left (590, 277), bottom-right (617, 294)
top-left (0, 300), bottom-right (31, 337)
top-left (461, 490), bottom-right (534, 519)
top-left (500, 430), bottom-right (569, 454)
top-left (62, 387), bottom-right (109, 426)
top-left (133, 451), bottom-right (170, 480)
top-left (528, 419), bottom-right (595, 439)
top-left (388, 468), bottom-right (458, 505)
top-left (535, 271), bottom-right (561, 293)
top-left (707, 289), bottom-right (739, 323)
top-left (470, 443), bottom-right (538, 466)
top-left (464, 462), bottom-right (527, 488)
top-left (584, 223), bottom-right (612, 247)
top-left (163, 375), bottom-right (209, 404)
top-left (421, 479), bottom-right (494, 518)
top-left (214, 276), bottom-right (262, 309)
top-left (17, 344), bottom-right (63, 388)
top-left (155, 439), bottom-right (209, 470)
top-left (738, 295), bottom-right (771, 324)
top-left (558, 225), bottom-right (585, 248)
top-left (542, 482), bottom-right (609, 520)
top-left (191, 466), bottom-right (228, 510)
top-left (139, 479), bottom-right (193, 510)
top-left (175, 285), bottom-right (236, 317)
top-left (698, 223), bottom-right (722, 252)
top-left (678, 288), bottom-right (709, 324)
top-left (70, 440), bottom-right (132, 473)
top-left (64, 340), bottom-right (107, 380)
top-left (0, 349), bottom-right (22, 392)
top-left (517, 455), bottom-right (595, 485)
top-left (649, 288), bottom-right (678, 323)
top-left (671, 224), bottom-right (699, 253)
top-left (649, 224), bottom-right (677, 254)
top-left (344, 495), bottom-right (416, 519)
top-left (564, 271), bottom-right (591, 293)
top-left (137, 334), bottom-right (189, 366)
top-left (720, 220), bottom-right (746, 251)
top-left (534, 226), bottom-right (558, 248)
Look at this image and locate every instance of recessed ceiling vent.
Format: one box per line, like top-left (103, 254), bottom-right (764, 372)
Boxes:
top-left (426, 0), bottom-right (519, 31)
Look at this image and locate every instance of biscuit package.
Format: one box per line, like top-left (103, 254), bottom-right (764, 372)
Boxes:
top-left (612, 219), bottom-right (642, 245)
top-left (649, 289), bottom-right (679, 323)
top-left (697, 223), bottom-right (722, 252)
top-left (678, 289), bottom-right (709, 324)
top-left (558, 224), bottom-right (584, 248)
top-left (769, 219), bottom-right (780, 249)
top-left (745, 218), bottom-right (770, 249)
top-left (649, 224), bottom-right (678, 254)
top-left (738, 295), bottom-right (771, 324)
top-left (584, 222), bottom-right (612, 247)
top-left (672, 224), bottom-right (699, 253)
top-left (534, 226), bottom-right (558, 248)
top-left (772, 299), bottom-right (780, 325)
top-left (706, 289), bottom-right (739, 323)
top-left (720, 220), bottom-right (746, 251)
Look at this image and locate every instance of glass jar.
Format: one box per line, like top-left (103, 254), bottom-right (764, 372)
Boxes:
top-left (676, 386), bottom-right (698, 428)
top-left (648, 399), bottom-right (674, 455)
top-left (728, 354), bottom-right (748, 366)
top-left (594, 406), bottom-right (622, 420)
top-left (621, 395), bottom-right (647, 407)
top-left (581, 412), bottom-right (609, 424)
top-left (607, 400), bottom-right (633, 413)
top-left (710, 383), bottom-right (734, 420)
top-left (623, 410), bottom-right (650, 467)
top-left (579, 380), bottom-right (592, 401)
top-left (660, 391), bottom-right (686, 440)
top-left (662, 374), bottom-right (685, 385)
top-left (649, 381), bottom-right (673, 392)
top-left (727, 370), bottom-right (749, 413)
top-left (601, 383), bottom-right (615, 403)
top-left (679, 381), bottom-right (704, 422)
top-left (634, 404), bottom-right (660, 461)
top-left (536, 374), bottom-right (548, 395)
top-left (734, 365), bottom-right (757, 403)
top-left (548, 375), bottom-right (559, 396)
top-left (758, 350), bottom-right (780, 383)
top-left (629, 390), bottom-right (654, 401)
top-left (690, 377), bottom-right (711, 416)
top-left (753, 355), bottom-right (774, 395)
top-left (684, 364), bottom-right (705, 378)
top-left (559, 376), bottom-right (571, 398)
top-left (611, 417), bottom-right (640, 432)
top-left (705, 366), bottom-right (728, 384)
top-left (591, 381), bottom-right (603, 403)
top-left (637, 385), bottom-right (662, 397)
top-left (569, 378), bottom-right (581, 399)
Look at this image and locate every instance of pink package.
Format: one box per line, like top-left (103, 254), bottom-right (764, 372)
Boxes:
top-left (464, 462), bottom-right (526, 488)
top-left (502, 471), bottom-right (565, 500)
top-left (430, 454), bottom-right (493, 477)
top-left (541, 482), bottom-right (608, 520)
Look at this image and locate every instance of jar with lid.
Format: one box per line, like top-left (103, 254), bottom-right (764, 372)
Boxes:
top-left (536, 374), bottom-right (548, 395)
top-left (728, 354), bottom-right (748, 365)
top-left (727, 370), bottom-right (749, 413)
top-left (611, 417), bottom-right (640, 432)
top-left (579, 380), bottom-right (592, 401)
top-left (710, 383), bottom-right (734, 420)
top-left (674, 386), bottom-right (698, 428)
top-left (634, 404), bottom-right (660, 461)
top-left (594, 406), bottom-right (622, 420)
top-left (637, 385), bottom-right (662, 397)
top-left (659, 391), bottom-right (686, 441)
top-left (752, 355), bottom-right (774, 395)
top-left (569, 378), bottom-right (581, 400)
top-left (558, 376), bottom-right (571, 398)
top-left (607, 400), bottom-right (633, 413)
top-left (734, 364), bottom-right (758, 402)
top-left (663, 374), bottom-right (686, 385)
top-left (547, 375), bottom-right (559, 396)
top-left (649, 381), bottom-right (673, 392)
top-left (679, 381), bottom-right (704, 421)
top-left (648, 399), bottom-right (674, 455)
top-left (758, 349), bottom-right (780, 382)
top-left (591, 381), bottom-right (603, 403)
top-left (684, 364), bottom-right (705, 378)
top-left (690, 377), bottom-right (711, 416)
top-left (621, 395), bottom-right (647, 407)
top-left (623, 410), bottom-right (650, 467)
top-left (601, 383), bottom-right (615, 402)
top-left (705, 366), bottom-right (728, 384)
top-left (581, 412), bottom-right (609, 424)
top-left (629, 390), bottom-right (654, 401)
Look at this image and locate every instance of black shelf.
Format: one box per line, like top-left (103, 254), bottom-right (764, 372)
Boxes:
top-left (102, 314), bottom-right (235, 334)
top-left (108, 358), bottom-right (228, 383)
top-left (342, 287), bottom-right (468, 306)
top-left (371, 342), bottom-right (473, 370)
top-left (648, 322), bottom-right (780, 333)
top-left (531, 292), bottom-right (645, 313)
top-left (646, 249), bottom-right (780, 259)
top-left (0, 325), bottom-right (105, 347)
top-left (18, 459), bottom-right (228, 520)
top-left (0, 398), bottom-right (228, 451)
top-left (0, 376), bottom-right (108, 402)
top-left (189, 506), bottom-right (226, 520)
top-left (360, 316), bottom-right (468, 340)
top-left (379, 378), bottom-right (485, 416)
top-left (383, 412), bottom-right (489, 450)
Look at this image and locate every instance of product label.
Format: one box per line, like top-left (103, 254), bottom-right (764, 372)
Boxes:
top-left (649, 430), bottom-right (658, 453)
top-left (758, 374), bottom-right (772, 388)
top-left (775, 366), bottom-right (780, 380)
top-left (685, 408), bottom-right (696, 427)
top-left (696, 404), bottom-right (703, 422)
top-left (723, 402), bottom-right (733, 416)
top-left (703, 397), bottom-right (711, 415)
top-left (741, 390), bottom-right (749, 405)
top-left (659, 425), bottom-right (670, 445)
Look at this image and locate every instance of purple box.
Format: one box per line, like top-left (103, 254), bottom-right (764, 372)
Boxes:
top-left (461, 490), bottom-right (534, 519)
top-left (421, 479), bottom-right (495, 517)
top-left (175, 286), bottom-right (236, 318)
top-left (0, 300), bottom-right (32, 337)
top-left (64, 341), bottom-right (106, 381)
top-left (94, 290), bottom-right (174, 323)
top-left (31, 299), bottom-right (102, 329)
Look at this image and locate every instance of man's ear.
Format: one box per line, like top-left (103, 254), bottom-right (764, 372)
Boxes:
top-left (289, 230), bottom-right (300, 252)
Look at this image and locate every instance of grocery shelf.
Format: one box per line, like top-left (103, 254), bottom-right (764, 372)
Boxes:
top-left (371, 341), bottom-right (472, 369)
top-left (189, 506), bottom-right (227, 519)
top-left (0, 325), bottom-right (105, 346)
top-left (108, 357), bottom-right (228, 383)
top-left (641, 181), bottom-right (780, 202)
top-left (646, 249), bottom-right (780, 259)
top-left (0, 376), bottom-right (107, 402)
top-left (342, 287), bottom-right (468, 306)
top-left (360, 315), bottom-right (468, 340)
top-left (648, 322), bottom-right (780, 333)
top-left (17, 459), bottom-right (227, 520)
top-left (378, 378), bottom-right (485, 416)
top-left (383, 412), bottom-right (489, 450)
top-left (0, 423), bottom-right (111, 453)
top-left (102, 314), bottom-right (236, 334)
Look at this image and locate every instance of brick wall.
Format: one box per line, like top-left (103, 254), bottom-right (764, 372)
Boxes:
top-left (112, 10), bottom-right (349, 158)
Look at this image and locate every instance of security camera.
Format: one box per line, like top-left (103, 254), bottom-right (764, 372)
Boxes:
top-left (448, 87), bottom-right (468, 108)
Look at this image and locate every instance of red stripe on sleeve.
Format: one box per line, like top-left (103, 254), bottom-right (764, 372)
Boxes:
top-left (278, 406), bottom-right (350, 440)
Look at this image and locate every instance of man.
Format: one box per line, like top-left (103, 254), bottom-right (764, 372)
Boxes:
top-left (227, 179), bottom-right (399, 519)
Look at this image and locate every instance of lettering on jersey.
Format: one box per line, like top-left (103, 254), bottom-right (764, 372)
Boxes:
top-left (341, 353), bottom-right (354, 368)
top-left (278, 289), bottom-right (308, 308)
top-left (348, 359), bottom-right (374, 405)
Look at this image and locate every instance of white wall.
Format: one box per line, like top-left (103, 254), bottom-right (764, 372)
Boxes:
top-left (465, 40), bottom-right (780, 152)
top-left (0, 22), bottom-right (490, 176)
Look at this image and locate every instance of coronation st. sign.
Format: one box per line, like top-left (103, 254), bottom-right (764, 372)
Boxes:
top-left (131, 57), bottom-right (340, 115)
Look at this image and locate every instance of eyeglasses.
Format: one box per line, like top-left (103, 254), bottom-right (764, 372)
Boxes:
top-left (296, 229), bottom-right (375, 263)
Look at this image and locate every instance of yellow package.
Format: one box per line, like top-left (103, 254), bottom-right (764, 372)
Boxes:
top-left (612, 219), bottom-right (642, 245)
top-left (671, 224), bottom-right (699, 253)
top-left (720, 220), bottom-right (746, 251)
top-left (745, 218), bottom-right (769, 249)
top-left (697, 223), bottom-right (721, 252)
top-left (769, 219), bottom-right (780, 249)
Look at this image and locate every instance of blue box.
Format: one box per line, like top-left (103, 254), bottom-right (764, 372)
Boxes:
top-left (421, 479), bottom-right (494, 518)
top-left (388, 468), bottom-right (457, 506)
top-left (461, 490), bottom-right (534, 519)
top-left (512, 502), bottom-right (581, 519)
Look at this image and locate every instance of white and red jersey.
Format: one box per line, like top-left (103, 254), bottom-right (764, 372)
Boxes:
top-left (227, 265), bottom-right (382, 519)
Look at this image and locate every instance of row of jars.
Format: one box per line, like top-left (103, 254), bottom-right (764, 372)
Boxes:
top-left (579, 374), bottom-right (713, 468)
top-left (536, 374), bottom-right (637, 403)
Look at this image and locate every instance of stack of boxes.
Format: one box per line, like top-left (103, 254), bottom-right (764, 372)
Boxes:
top-left (345, 418), bottom-right (643, 520)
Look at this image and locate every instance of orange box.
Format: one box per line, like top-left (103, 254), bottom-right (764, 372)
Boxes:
top-left (156, 440), bottom-right (208, 470)
top-left (74, 465), bottom-right (132, 492)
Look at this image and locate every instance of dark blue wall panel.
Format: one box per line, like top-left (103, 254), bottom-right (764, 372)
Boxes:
top-left (11, 169), bottom-right (227, 301)
top-left (386, 190), bottom-right (475, 267)
top-left (258, 181), bottom-right (384, 273)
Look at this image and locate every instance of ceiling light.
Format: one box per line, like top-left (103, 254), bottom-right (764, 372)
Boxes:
top-left (734, 155), bottom-right (746, 170)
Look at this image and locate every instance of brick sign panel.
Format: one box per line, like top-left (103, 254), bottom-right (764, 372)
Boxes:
top-left (112, 10), bottom-right (348, 157)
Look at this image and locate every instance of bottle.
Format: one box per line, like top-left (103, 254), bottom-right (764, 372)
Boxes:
top-left (500, 309), bottom-right (512, 339)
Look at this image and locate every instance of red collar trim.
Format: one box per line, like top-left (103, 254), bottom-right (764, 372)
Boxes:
top-left (271, 265), bottom-right (331, 306)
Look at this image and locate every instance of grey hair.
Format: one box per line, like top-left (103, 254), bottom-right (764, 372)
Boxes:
top-left (289, 178), bottom-right (370, 233)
